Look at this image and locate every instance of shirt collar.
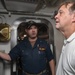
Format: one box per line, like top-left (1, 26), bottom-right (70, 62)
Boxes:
top-left (64, 32), bottom-right (75, 45)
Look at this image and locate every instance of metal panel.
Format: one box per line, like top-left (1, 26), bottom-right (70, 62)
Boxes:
top-left (0, 61), bottom-right (4, 75)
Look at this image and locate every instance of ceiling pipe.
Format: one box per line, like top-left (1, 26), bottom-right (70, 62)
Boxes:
top-left (0, 0), bottom-right (8, 11)
top-left (0, 11), bottom-right (55, 19)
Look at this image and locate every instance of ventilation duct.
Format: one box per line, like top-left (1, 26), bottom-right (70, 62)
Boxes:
top-left (1, 0), bottom-right (44, 13)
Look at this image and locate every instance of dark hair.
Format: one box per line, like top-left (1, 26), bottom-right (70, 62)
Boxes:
top-left (18, 22), bottom-right (26, 33)
top-left (17, 22), bottom-right (27, 38)
top-left (70, 2), bottom-right (75, 12)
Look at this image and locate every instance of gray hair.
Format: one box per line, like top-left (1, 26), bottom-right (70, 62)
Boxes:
top-left (59, 1), bottom-right (75, 13)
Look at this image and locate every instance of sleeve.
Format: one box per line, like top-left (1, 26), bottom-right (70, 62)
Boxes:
top-left (45, 42), bottom-right (54, 62)
top-left (8, 44), bottom-right (21, 61)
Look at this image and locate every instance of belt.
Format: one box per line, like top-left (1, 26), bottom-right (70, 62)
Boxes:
top-left (23, 69), bottom-right (47, 75)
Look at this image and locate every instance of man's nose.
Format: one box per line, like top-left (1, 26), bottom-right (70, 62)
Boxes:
top-left (54, 13), bottom-right (59, 20)
top-left (54, 15), bottom-right (57, 20)
top-left (32, 29), bottom-right (35, 32)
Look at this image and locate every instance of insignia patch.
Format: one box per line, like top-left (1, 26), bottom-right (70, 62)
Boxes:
top-left (39, 47), bottom-right (46, 51)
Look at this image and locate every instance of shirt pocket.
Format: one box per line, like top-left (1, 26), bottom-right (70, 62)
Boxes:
top-left (38, 47), bottom-right (46, 59)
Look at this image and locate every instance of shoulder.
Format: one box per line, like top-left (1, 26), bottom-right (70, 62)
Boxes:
top-left (16, 37), bottom-right (27, 47)
top-left (38, 38), bottom-right (46, 42)
top-left (38, 38), bottom-right (48, 45)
